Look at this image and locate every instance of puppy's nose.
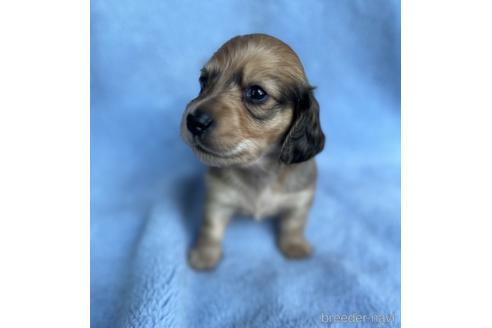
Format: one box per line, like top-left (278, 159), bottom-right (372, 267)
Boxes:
top-left (186, 109), bottom-right (213, 136)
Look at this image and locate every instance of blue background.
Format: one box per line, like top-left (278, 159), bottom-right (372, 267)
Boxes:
top-left (91, 0), bottom-right (400, 327)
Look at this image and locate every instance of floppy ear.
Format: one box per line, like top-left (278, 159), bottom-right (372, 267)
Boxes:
top-left (280, 88), bottom-right (325, 164)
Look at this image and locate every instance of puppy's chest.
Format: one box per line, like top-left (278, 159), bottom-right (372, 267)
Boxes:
top-left (236, 184), bottom-right (290, 220)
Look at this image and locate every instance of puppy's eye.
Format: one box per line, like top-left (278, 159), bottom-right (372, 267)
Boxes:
top-left (245, 85), bottom-right (268, 103)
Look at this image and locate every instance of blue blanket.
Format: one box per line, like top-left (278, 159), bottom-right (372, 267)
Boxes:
top-left (91, 0), bottom-right (401, 327)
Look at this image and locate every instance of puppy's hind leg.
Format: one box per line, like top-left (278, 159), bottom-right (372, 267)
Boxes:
top-left (188, 202), bottom-right (233, 270)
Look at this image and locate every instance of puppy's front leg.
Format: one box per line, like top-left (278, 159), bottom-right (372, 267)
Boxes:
top-left (188, 202), bottom-right (232, 270)
top-left (278, 207), bottom-right (312, 259)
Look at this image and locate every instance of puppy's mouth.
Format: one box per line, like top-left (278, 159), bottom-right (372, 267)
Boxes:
top-left (193, 137), bottom-right (237, 159)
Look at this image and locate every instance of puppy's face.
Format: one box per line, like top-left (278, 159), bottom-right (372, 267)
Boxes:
top-left (181, 34), bottom-right (324, 167)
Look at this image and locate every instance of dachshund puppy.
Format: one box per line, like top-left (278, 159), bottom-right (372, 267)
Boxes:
top-left (181, 34), bottom-right (325, 270)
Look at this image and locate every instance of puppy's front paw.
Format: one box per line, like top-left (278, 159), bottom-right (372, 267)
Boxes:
top-left (188, 239), bottom-right (222, 270)
top-left (279, 238), bottom-right (312, 259)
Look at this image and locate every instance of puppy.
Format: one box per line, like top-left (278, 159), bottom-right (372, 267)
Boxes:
top-left (181, 34), bottom-right (325, 270)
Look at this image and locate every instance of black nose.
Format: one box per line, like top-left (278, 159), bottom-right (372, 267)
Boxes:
top-left (186, 109), bottom-right (213, 136)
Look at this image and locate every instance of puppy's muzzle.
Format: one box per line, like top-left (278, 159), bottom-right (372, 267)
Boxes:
top-left (186, 109), bottom-right (213, 137)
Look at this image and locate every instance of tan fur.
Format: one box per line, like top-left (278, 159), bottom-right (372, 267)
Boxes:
top-left (181, 34), bottom-right (323, 270)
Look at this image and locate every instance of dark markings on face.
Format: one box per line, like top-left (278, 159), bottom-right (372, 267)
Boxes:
top-left (199, 69), bottom-right (219, 96)
top-left (197, 67), bottom-right (293, 122)
top-left (229, 69), bottom-right (243, 88)
top-left (243, 96), bottom-right (283, 121)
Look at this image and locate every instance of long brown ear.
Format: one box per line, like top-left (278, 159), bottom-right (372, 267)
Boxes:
top-left (280, 88), bottom-right (325, 164)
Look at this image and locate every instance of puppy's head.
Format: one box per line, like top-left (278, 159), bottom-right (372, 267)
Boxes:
top-left (181, 34), bottom-right (324, 167)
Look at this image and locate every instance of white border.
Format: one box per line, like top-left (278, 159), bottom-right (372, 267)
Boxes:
top-left (0, 1), bottom-right (89, 327)
top-left (1, 0), bottom-right (492, 327)
top-left (403, 1), bottom-right (492, 327)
